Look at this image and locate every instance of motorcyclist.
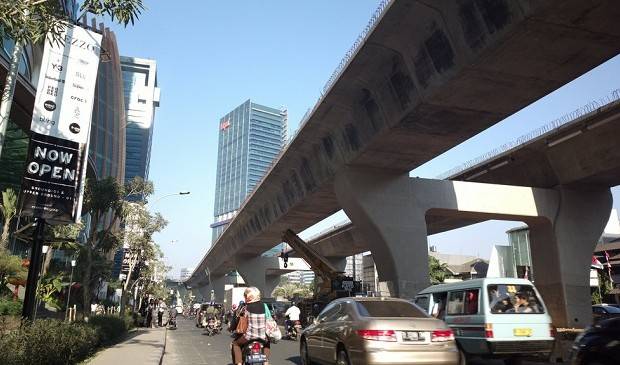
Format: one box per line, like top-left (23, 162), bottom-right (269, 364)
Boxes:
top-left (284, 302), bottom-right (301, 337)
top-left (168, 305), bottom-right (177, 328)
top-left (230, 287), bottom-right (270, 365)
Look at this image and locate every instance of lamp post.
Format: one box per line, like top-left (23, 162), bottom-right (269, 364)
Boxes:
top-left (65, 259), bottom-right (76, 321)
top-left (150, 191), bottom-right (190, 205)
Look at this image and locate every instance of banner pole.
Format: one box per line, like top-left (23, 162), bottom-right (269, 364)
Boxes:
top-left (22, 218), bottom-right (46, 320)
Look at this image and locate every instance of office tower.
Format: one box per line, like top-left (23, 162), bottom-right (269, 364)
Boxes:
top-left (120, 56), bottom-right (160, 183)
top-left (211, 100), bottom-right (287, 241)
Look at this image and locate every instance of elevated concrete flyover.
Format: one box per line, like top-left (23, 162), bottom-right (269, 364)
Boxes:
top-left (307, 94), bottom-right (620, 259)
top-left (187, 0), bottom-right (620, 300)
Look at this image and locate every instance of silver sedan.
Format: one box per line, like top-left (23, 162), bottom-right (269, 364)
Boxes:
top-left (300, 297), bottom-right (459, 365)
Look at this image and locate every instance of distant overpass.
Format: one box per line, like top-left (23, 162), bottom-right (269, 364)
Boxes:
top-left (187, 0), bottom-right (620, 288)
top-left (306, 93), bottom-right (620, 258)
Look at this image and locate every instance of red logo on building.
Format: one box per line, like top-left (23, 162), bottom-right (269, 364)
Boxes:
top-left (220, 120), bottom-right (230, 130)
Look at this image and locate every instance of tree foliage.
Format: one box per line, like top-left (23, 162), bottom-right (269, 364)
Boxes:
top-left (429, 255), bottom-right (449, 285)
top-left (273, 282), bottom-right (313, 300)
top-left (0, 0), bottom-right (145, 46)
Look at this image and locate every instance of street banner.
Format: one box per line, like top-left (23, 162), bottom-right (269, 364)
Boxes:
top-left (20, 24), bottom-right (102, 223)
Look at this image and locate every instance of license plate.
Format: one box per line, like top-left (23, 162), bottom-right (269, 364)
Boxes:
top-left (513, 328), bottom-right (533, 337)
top-left (402, 331), bottom-right (423, 341)
top-left (246, 354), bottom-right (267, 363)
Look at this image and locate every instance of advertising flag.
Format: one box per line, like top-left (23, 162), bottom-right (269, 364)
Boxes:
top-left (20, 24), bottom-right (102, 223)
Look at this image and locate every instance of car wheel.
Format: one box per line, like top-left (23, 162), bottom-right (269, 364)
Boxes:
top-left (459, 348), bottom-right (469, 365)
top-left (336, 348), bottom-right (351, 365)
top-left (300, 339), bottom-right (311, 365)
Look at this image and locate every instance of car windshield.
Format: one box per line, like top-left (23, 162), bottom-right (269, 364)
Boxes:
top-left (356, 300), bottom-right (427, 318)
top-left (488, 284), bottom-right (544, 314)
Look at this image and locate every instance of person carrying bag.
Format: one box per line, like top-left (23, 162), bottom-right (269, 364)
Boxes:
top-left (264, 303), bottom-right (282, 342)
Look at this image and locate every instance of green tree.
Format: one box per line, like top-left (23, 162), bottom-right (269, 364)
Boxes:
top-left (0, 188), bottom-right (17, 250)
top-left (0, 0), bottom-right (145, 158)
top-left (79, 176), bottom-right (156, 316)
top-left (273, 282), bottom-right (314, 300)
top-left (120, 203), bottom-right (167, 313)
top-left (0, 249), bottom-right (26, 297)
top-left (429, 256), bottom-right (449, 285)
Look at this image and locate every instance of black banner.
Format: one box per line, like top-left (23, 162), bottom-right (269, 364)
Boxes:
top-left (20, 132), bottom-right (85, 223)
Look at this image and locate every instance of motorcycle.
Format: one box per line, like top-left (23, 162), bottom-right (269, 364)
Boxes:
top-left (168, 316), bottom-right (177, 330)
top-left (242, 339), bottom-right (268, 364)
top-left (285, 319), bottom-right (302, 341)
top-left (204, 317), bottom-right (221, 336)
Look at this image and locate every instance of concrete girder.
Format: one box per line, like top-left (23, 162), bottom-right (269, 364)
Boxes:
top-left (335, 167), bottom-right (612, 327)
top-left (236, 257), bottom-right (283, 299)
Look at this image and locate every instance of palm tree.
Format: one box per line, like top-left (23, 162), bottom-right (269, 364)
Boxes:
top-left (0, 188), bottom-right (17, 250)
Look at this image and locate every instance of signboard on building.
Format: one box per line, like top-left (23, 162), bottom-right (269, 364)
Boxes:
top-left (20, 25), bottom-right (102, 223)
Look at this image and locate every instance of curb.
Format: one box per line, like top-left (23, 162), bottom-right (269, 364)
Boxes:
top-left (158, 327), bottom-right (168, 365)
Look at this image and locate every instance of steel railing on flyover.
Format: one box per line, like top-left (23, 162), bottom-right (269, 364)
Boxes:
top-left (437, 88), bottom-right (620, 180)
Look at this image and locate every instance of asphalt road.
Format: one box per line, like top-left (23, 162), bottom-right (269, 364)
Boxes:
top-left (162, 317), bottom-right (301, 365)
top-left (162, 317), bottom-right (553, 365)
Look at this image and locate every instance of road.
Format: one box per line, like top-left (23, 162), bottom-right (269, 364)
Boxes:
top-left (162, 317), bottom-right (301, 365)
top-left (162, 317), bottom-right (553, 365)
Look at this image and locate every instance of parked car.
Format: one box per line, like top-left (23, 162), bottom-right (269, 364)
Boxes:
top-left (414, 278), bottom-right (555, 364)
top-left (569, 317), bottom-right (620, 365)
top-left (592, 304), bottom-right (620, 323)
top-left (300, 297), bottom-right (458, 365)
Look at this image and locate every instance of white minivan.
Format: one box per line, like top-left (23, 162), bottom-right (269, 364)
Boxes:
top-left (414, 278), bottom-right (555, 365)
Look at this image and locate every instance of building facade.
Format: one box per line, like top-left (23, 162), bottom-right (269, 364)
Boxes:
top-left (180, 267), bottom-right (194, 281)
top-left (284, 270), bottom-right (315, 285)
top-left (211, 100), bottom-right (287, 241)
top-left (120, 56), bottom-right (160, 183)
top-left (87, 20), bottom-right (126, 183)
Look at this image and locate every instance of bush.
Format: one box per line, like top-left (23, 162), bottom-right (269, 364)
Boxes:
top-left (0, 315), bottom-right (133, 364)
top-left (88, 315), bottom-right (130, 345)
top-left (0, 319), bottom-right (99, 365)
top-left (0, 299), bottom-right (22, 316)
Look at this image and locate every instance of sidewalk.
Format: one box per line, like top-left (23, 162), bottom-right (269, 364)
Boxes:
top-left (87, 327), bottom-right (167, 365)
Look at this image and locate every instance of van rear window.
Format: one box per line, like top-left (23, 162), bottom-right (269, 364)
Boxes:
top-left (487, 284), bottom-right (544, 314)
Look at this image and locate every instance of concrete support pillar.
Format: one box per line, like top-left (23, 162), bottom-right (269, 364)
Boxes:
top-left (237, 257), bottom-right (281, 299)
top-left (206, 275), bottom-right (226, 303)
top-left (528, 188), bottom-right (612, 328)
top-left (335, 168), bottom-right (430, 299)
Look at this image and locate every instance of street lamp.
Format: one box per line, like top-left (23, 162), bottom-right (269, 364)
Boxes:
top-left (150, 191), bottom-right (190, 205)
top-left (65, 259), bottom-right (76, 321)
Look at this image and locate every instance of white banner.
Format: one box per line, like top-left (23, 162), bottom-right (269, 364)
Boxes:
top-left (21, 24), bottom-right (102, 223)
top-left (31, 25), bottom-right (101, 144)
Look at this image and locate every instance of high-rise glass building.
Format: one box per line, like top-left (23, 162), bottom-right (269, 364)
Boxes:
top-left (88, 20), bottom-right (126, 183)
top-left (211, 100), bottom-right (287, 241)
top-left (120, 56), bottom-right (160, 183)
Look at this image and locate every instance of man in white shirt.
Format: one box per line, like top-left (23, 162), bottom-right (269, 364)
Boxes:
top-left (284, 303), bottom-right (301, 336)
top-left (285, 303), bottom-right (301, 321)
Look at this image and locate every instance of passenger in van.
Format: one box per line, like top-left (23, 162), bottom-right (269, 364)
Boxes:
top-left (511, 292), bottom-right (534, 313)
top-left (492, 297), bottom-right (513, 313)
top-left (432, 299), bottom-right (446, 320)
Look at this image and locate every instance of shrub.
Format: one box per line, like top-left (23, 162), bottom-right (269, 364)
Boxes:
top-left (88, 315), bottom-right (130, 345)
top-left (0, 298), bottom-right (22, 316)
top-left (0, 319), bottom-right (99, 365)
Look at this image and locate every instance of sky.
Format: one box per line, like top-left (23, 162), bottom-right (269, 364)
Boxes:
top-left (105, 1), bottom-right (620, 278)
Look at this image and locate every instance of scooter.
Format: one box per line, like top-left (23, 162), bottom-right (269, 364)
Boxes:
top-left (242, 339), bottom-right (268, 364)
top-left (205, 317), bottom-right (221, 336)
top-left (285, 319), bottom-right (302, 341)
top-left (168, 316), bottom-right (177, 330)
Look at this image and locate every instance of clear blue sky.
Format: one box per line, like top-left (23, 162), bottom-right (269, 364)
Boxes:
top-left (107, 1), bottom-right (620, 278)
